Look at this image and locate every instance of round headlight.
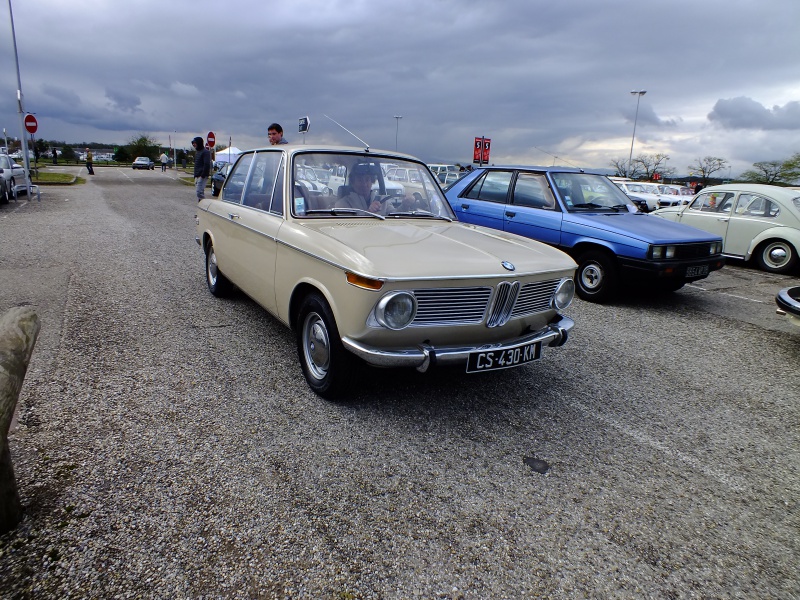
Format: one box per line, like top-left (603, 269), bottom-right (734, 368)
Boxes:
top-left (553, 278), bottom-right (575, 310)
top-left (375, 291), bottom-right (417, 330)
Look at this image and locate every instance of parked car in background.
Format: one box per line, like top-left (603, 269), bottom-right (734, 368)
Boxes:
top-left (196, 146), bottom-right (576, 398)
top-left (0, 172), bottom-right (9, 205)
top-left (211, 162), bottom-right (232, 197)
top-left (132, 157), bottom-right (155, 170)
top-left (0, 154), bottom-right (26, 196)
top-left (657, 184), bottom-right (695, 207)
top-left (428, 164), bottom-right (459, 181)
top-left (445, 166), bottom-right (725, 302)
top-left (385, 166), bottom-right (441, 198)
top-left (652, 184), bottom-right (800, 274)
top-left (611, 179), bottom-right (665, 212)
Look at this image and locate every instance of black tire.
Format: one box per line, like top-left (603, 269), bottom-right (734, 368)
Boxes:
top-left (296, 293), bottom-right (354, 399)
top-left (575, 250), bottom-right (618, 302)
top-left (0, 182), bottom-right (8, 205)
top-left (205, 241), bottom-right (233, 297)
top-left (755, 239), bottom-right (797, 274)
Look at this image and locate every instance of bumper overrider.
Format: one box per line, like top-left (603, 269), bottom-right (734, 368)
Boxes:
top-left (342, 314), bottom-right (574, 373)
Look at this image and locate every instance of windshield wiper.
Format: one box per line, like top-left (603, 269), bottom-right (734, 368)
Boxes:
top-left (304, 208), bottom-right (385, 220)
top-left (385, 210), bottom-right (453, 222)
top-left (571, 202), bottom-right (605, 209)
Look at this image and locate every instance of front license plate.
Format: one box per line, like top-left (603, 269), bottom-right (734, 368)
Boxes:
top-left (686, 265), bottom-right (709, 277)
top-left (466, 341), bottom-right (542, 373)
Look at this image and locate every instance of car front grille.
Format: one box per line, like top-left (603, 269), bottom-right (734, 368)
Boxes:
top-left (410, 279), bottom-right (558, 327)
top-left (672, 243), bottom-right (717, 259)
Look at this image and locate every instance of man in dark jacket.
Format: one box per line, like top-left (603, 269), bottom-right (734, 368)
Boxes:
top-left (192, 136), bottom-right (211, 200)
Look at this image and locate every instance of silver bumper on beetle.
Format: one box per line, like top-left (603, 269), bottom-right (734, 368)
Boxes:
top-left (341, 315), bottom-right (574, 373)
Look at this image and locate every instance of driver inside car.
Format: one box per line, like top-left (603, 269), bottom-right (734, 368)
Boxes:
top-left (336, 163), bottom-right (383, 213)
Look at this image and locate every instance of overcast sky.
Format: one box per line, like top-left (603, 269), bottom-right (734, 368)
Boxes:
top-left (2, 0), bottom-right (799, 176)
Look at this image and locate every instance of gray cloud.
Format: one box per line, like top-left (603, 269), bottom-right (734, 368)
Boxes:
top-left (708, 97), bottom-right (800, 131)
top-left (105, 88), bottom-right (142, 113)
top-left (2, 0), bottom-right (799, 175)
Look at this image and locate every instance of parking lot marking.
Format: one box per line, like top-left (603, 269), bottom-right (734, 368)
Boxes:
top-left (687, 283), bottom-right (766, 304)
top-left (574, 400), bottom-right (749, 493)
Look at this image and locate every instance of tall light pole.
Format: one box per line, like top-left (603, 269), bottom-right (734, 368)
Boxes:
top-left (7, 0), bottom-right (34, 199)
top-left (628, 90), bottom-right (646, 177)
top-left (394, 115), bottom-right (402, 150)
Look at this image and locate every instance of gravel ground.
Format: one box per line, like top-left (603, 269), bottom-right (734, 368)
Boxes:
top-left (0, 169), bottom-right (798, 598)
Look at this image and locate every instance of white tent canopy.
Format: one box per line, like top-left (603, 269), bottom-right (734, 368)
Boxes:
top-left (214, 147), bottom-right (242, 163)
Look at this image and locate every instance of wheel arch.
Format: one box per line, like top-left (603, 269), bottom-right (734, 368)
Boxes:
top-left (747, 228), bottom-right (800, 261)
top-left (289, 281), bottom-right (335, 334)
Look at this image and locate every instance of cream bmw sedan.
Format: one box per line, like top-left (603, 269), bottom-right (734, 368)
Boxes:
top-left (196, 146), bottom-right (577, 399)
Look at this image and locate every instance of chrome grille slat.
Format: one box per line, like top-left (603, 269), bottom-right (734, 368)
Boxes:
top-left (406, 279), bottom-right (561, 327)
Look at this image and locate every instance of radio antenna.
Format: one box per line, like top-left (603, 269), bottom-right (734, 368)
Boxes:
top-left (324, 114), bottom-right (369, 151)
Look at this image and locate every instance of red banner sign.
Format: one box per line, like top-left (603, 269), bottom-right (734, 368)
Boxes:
top-left (473, 137), bottom-right (491, 164)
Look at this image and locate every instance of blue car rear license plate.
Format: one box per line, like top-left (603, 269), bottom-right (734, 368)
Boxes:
top-left (686, 265), bottom-right (709, 277)
top-left (467, 341), bottom-right (541, 373)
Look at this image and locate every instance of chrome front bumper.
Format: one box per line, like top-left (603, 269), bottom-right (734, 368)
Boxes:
top-left (342, 315), bottom-right (574, 373)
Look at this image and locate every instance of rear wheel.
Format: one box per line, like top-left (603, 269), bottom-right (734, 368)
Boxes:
top-left (205, 241), bottom-right (233, 297)
top-left (296, 293), bottom-right (354, 400)
top-left (575, 250), bottom-right (618, 302)
top-left (0, 182), bottom-right (7, 205)
top-left (755, 240), bottom-right (797, 274)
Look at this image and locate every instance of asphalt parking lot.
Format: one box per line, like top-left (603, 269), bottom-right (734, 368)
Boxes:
top-left (1, 168), bottom-right (798, 598)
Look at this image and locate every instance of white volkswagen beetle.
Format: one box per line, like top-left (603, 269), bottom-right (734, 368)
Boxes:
top-left (653, 184), bottom-right (800, 274)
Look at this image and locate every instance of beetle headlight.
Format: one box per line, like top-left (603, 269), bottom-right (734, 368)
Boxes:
top-left (375, 291), bottom-right (417, 330)
top-left (553, 278), bottom-right (575, 310)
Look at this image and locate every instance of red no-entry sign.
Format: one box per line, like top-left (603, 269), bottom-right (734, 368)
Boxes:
top-left (207, 131), bottom-right (215, 147)
top-left (24, 114), bottom-right (38, 134)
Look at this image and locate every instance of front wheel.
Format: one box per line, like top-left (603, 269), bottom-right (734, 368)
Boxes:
top-left (205, 241), bottom-right (233, 297)
top-left (296, 293), bottom-right (354, 399)
top-left (755, 240), bottom-right (797, 274)
top-left (575, 250), bottom-right (618, 302)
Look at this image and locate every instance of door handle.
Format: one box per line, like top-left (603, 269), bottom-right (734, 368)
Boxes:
top-left (506, 211), bottom-right (516, 218)
top-left (716, 217), bottom-right (728, 222)
top-left (461, 204), bottom-right (469, 210)
top-left (228, 213), bottom-right (240, 220)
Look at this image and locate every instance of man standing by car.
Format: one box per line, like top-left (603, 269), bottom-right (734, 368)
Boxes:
top-left (192, 137), bottom-right (211, 201)
top-left (85, 148), bottom-right (94, 175)
top-left (268, 123), bottom-right (288, 145)
top-left (160, 151), bottom-right (169, 172)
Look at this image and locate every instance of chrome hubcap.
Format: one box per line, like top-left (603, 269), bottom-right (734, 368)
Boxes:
top-left (303, 313), bottom-right (330, 380)
top-left (581, 263), bottom-right (602, 290)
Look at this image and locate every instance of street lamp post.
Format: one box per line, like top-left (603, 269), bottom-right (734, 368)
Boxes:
top-left (628, 90), bottom-right (646, 177)
top-left (394, 115), bottom-right (402, 150)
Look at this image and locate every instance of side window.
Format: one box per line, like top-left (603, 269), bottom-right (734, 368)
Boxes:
top-left (689, 192), bottom-right (733, 212)
top-left (465, 171), bottom-right (513, 203)
top-left (269, 158), bottom-right (285, 215)
top-left (222, 153), bottom-right (253, 204)
top-left (242, 151), bottom-right (283, 211)
top-left (513, 173), bottom-right (555, 209)
top-left (735, 194), bottom-right (779, 218)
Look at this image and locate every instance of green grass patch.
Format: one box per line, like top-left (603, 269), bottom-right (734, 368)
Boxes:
top-left (32, 172), bottom-right (76, 184)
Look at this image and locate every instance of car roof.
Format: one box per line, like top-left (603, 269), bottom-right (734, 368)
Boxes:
top-left (240, 145), bottom-right (421, 162)
top-left (469, 165), bottom-right (602, 175)
top-left (699, 183), bottom-right (800, 201)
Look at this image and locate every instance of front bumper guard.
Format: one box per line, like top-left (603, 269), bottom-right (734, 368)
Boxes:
top-left (342, 315), bottom-right (574, 373)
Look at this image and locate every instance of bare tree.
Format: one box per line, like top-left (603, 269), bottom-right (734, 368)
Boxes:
top-left (739, 161), bottom-right (785, 184)
top-left (609, 158), bottom-right (641, 179)
top-left (688, 156), bottom-right (728, 184)
top-left (633, 153), bottom-right (670, 180)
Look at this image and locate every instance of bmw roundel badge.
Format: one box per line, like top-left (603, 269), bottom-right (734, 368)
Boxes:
top-left (501, 261), bottom-right (515, 272)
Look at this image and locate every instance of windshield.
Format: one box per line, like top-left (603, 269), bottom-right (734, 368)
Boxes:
top-left (292, 152), bottom-right (455, 219)
top-left (551, 173), bottom-right (637, 212)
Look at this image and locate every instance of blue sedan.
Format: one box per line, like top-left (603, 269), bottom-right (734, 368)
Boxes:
top-left (445, 166), bottom-right (725, 302)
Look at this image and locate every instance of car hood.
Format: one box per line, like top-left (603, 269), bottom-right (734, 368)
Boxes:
top-left (292, 220), bottom-right (576, 279)
top-left (564, 212), bottom-right (720, 244)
